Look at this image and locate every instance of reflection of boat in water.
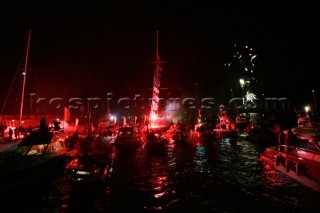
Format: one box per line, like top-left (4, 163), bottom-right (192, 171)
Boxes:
top-left (114, 126), bottom-right (144, 153)
top-left (0, 130), bottom-right (69, 188)
top-left (259, 131), bottom-right (320, 192)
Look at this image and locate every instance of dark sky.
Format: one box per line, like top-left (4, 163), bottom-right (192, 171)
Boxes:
top-left (0, 1), bottom-right (319, 114)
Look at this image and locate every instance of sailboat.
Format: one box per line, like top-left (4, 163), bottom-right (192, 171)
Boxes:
top-left (0, 30), bottom-right (32, 142)
top-left (145, 31), bottom-right (172, 153)
top-left (149, 31), bottom-right (166, 129)
top-left (0, 32), bottom-right (75, 183)
top-left (0, 30), bottom-right (71, 156)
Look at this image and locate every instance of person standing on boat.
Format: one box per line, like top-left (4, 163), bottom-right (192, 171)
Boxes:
top-left (39, 118), bottom-right (49, 132)
top-left (53, 120), bottom-right (61, 131)
top-left (14, 127), bottom-right (19, 139)
top-left (284, 130), bottom-right (297, 153)
top-left (8, 128), bottom-right (13, 141)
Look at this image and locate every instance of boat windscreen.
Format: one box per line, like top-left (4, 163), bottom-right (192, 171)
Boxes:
top-left (19, 132), bottom-right (53, 146)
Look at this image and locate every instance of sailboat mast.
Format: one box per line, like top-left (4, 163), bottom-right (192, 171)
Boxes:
top-left (155, 31), bottom-right (159, 81)
top-left (149, 31), bottom-right (166, 128)
top-left (19, 29), bottom-right (32, 127)
top-left (150, 31), bottom-right (160, 127)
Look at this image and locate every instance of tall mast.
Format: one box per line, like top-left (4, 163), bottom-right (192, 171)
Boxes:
top-left (150, 31), bottom-right (165, 127)
top-left (19, 29), bottom-right (32, 127)
top-left (155, 31), bottom-right (159, 83)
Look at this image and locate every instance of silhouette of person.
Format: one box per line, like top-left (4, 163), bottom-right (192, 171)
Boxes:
top-left (14, 128), bottom-right (19, 139)
top-left (53, 120), bottom-right (61, 131)
top-left (284, 130), bottom-right (297, 153)
top-left (39, 118), bottom-right (49, 132)
top-left (8, 128), bottom-right (13, 141)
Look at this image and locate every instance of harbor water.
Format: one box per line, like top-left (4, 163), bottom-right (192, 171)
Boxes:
top-left (1, 137), bottom-right (320, 213)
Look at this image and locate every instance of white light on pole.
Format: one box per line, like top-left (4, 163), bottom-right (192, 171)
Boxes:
top-left (305, 105), bottom-right (310, 114)
top-left (239, 79), bottom-right (245, 89)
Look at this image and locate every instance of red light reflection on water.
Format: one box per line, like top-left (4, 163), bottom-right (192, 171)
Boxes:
top-left (261, 163), bottom-right (286, 187)
top-left (153, 176), bottom-right (168, 198)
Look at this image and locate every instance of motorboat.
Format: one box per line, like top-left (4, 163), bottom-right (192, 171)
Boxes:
top-left (0, 130), bottom-right (69, 173)
top-left (259, 131), bottom-right (320, 192)
top-left (114, 126), bottom-right (144, 153)
top-left (0, 130), bottom-right (70, 188)
top-left (245, 127), bottom-right (277, 145)
top-left (292, 125), bottom-right (320, 137)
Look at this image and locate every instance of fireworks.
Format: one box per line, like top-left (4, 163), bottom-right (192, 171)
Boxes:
top-left (225, 44), bottom-right (262, 109)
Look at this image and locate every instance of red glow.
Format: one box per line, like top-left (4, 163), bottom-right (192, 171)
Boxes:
top-left (261, 162), bottom-right (285, 187)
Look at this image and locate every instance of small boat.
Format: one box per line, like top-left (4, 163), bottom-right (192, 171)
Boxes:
top-left (191, 122), bottom-right (215, 140)
top-left (259, 133), bottom-right (320, 192)
top-left (114, 126), bottom-right (144, 153)
top-left (292, 125), bottom-right (320, 136)
top-left (0, 130), bottom-right (69, 188)
top-left (145, 129), bottom-right (168, 154)
top-left (235, 114), bottom-right (251, 131)
top-left (97, 125), bottom-right (118, 143)
top-left (65, 151), bottom-right (111, 185)
top-left (171, 128), bottom-right (193, 146)
top-left (212, 115), bottom-right (238, 140)
top-left (245, 127), bottom-right (277, 145)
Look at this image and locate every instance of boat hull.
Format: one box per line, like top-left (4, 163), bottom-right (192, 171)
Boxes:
top-left (114, 127), bottom-right (144, 153)
top-left (114, 138), bottom-right (143, 153)
top-left (260, 146), bottom-right (320, 192)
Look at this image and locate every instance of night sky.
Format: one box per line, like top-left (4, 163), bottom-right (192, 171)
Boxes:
top-left (0, 1), bottom-right (319, 114)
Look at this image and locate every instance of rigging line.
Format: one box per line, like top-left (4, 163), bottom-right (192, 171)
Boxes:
top-left (0, 46), bottom-right (27, 115)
